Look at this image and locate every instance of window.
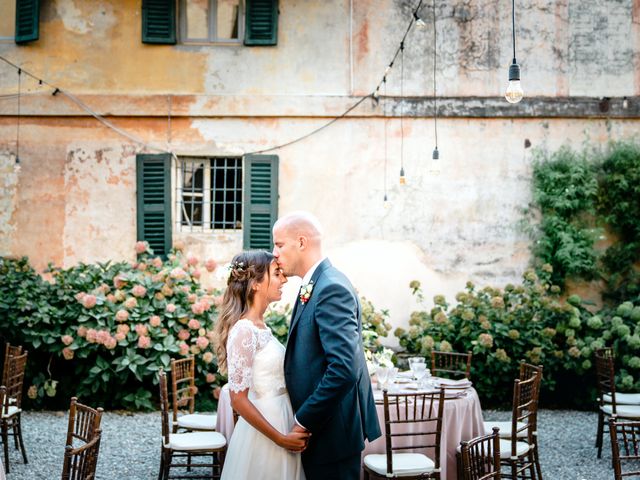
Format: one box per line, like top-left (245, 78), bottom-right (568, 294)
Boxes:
top-left (180, 0), bottom-right (242, 44)
top-left (136, 154), bottom-right (278, 253)
top-left (177, 157), bottom-right (243, 231)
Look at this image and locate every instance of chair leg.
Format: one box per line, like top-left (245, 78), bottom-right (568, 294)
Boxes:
top-left (533, 447), bottom-right (543, 480)
top-left (596, 411), bottom-right (605, 458)
top-left (1, 422), bottom-right (9, 474)
top-left (16, 416), bottom-right (27, 464)
top-left (12, 423), bottom-right (19, 450)
top-left (157, 448), bottom-right (165, 480)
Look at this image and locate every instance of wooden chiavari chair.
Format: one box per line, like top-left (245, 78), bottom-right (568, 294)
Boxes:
top-left (170, 357), bottom-right (216, 433)
top-left (158, 370), bottom-right (226, 480)
top-left (610, 416), bottom-right (640, 480)
top-left (595, 348), bottom-right (640, 459)
top-left (363, 389), bottom-right (445, 479)
top-left (61, 397), bottom-right (104, 480)
top-left (0, 350), bottom-right (28, 473)
top-left (460, 427), bottom-right (501, 480)
top-left (431, 351), bottom-right (472, 380)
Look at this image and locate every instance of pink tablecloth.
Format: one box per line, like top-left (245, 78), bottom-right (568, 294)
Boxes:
top-left (215, 384), bottom-right (234, 439)
top-left (216, 383), bottom-right (484, 480)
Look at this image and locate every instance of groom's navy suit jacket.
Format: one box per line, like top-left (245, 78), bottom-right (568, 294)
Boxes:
top-left (284, 259), bottom-right (381, 465)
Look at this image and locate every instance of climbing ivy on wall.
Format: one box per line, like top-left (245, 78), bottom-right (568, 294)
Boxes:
top-left (526, 141), bottom-right (640, 303)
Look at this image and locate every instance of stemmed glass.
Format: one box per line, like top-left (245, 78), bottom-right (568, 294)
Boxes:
top-left (412, 363), bottom-right (428, 389)
top-left (408, 357), bottom-right (426, 383)
top-left (376, 366), bottom-right (390, 391)
top-left (388, 367), bottom-right (399, 392)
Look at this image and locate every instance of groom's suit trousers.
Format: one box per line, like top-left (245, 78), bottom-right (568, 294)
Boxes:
top-left (302, 453), bottom-right (361, 480)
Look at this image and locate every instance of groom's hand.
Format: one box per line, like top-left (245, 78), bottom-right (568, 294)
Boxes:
top-left (289, 424), bottom-right (310, 452)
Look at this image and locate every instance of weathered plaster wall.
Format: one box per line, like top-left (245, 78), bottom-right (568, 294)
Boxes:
top-left (1, 114), bottom-right (638, 334)
top-left (1, 0), bottom-right (639, 336)
top-left (1, 0), bottom-right (639, 96)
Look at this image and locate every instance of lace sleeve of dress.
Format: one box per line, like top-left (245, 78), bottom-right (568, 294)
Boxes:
top-left (226, 321), bottom-right (258, 393)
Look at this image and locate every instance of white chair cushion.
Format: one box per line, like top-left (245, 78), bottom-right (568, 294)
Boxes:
top-left (1, 406), bottom-right (20, 418)
top-left (602, 404), bottom-right (640, 418)
top-left (165, 431), bottom-right (226, 451)
top-left (363, 453), bottom-right (435, 476)
top-left (498, 439), bottom-right (531, 458)
top-left (177, 413), bottom-right (217, 430)
top-left (604, 392), bottom-right (640, 405)
top-left (484, 421), bottom-right (528, 438)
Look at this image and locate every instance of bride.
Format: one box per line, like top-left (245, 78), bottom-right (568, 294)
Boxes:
top-left (214, 251), bottom-right (309, 480)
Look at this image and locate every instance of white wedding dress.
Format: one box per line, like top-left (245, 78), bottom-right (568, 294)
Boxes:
top-left (220, 319), bottom-right (305, 480)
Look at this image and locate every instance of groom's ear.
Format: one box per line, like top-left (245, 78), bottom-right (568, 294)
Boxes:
top-left (298, 235), bottom-right (307, 250)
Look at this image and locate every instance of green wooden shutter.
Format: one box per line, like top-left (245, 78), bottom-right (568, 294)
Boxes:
top-left (15, 0), bottom-right (40, 44)
top-left (244, 0), bottom-right (278, 46)
top-left (136, 154), bottom-right (172, 257)
top-left (142, 0), bottom-right (176, 44)
top-left (243, 155), bottom-right (278, 249)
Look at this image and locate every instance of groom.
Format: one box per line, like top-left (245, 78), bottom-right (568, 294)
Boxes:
top-left (273, 212), bottom-right (381, 480)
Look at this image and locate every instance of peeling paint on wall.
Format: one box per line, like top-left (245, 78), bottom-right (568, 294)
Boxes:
top-left (0, 150), bottom-right (19, 253)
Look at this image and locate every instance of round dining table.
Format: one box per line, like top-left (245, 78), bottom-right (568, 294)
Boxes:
top-left (216, 382), bottom-right (485, 480)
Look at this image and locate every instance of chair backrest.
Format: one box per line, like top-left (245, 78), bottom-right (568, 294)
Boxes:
top-left (382, 389), bottom-right (446, 476)
top-left (158, 369), bottom-right (171, 446)
top-left (170, 356), bottom-right (196, 424)
top-left (65, 397), bottom-right (104, 446)
top-left (609, 416), bottom-right (640, 480)
top-left (2, 343), bottom-right (22, 385)
top-left (460, 427), bottom-right (501, 480)
top-left (595, 348), bottom-right (616, 410)
top-left (60, 430), bottom-right (102, 480)
top-left (431, 350), bottom-right (472, 379)
top-left (519, 362), bottom-right (543, 384)
top-left (3, 350), bottom-right (28, 410)
top-left (507, 375), bottom-right (539, 454)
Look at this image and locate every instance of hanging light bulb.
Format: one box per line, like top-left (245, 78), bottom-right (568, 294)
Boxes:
top-left (399, 167), bottom-right (406, 185)
top-left (505, 61), bottom-right (524, 104)
top-left (432, 147), bottom-right (439, 160)
top-left (413, 12), bottom-right (426, 28)
top-left (505, 0), bottom-right (524, 104)
top-left (383, 193), bottom-right (389, 208)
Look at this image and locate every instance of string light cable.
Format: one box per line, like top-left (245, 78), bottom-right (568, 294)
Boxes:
top-left (0, 1), bottom-right (426, 157)
top-left (432, 0), bottom-right (439, 160)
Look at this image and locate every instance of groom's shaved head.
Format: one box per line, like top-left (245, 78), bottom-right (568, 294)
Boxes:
top-left (272, 212), bottom-right (324, 277)
top-left (274, 212), bottom-right (323, 244)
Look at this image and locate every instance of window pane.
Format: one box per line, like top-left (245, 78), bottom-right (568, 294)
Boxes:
top-left (181, 161), bottom-right (205, 226)
top-left (210, 157), bottom-right (242, 229)
top-left (217, 0), bottom-right (239, 40)
top-left (185, 0), bottom-right (209, 40)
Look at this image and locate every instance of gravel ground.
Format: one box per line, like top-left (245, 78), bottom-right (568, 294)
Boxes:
top-left (3, 409), bottom-right (615, 479)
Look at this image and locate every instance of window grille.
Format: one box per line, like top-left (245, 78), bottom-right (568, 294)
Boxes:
top-left (177, 157), bottom-right (242, 231)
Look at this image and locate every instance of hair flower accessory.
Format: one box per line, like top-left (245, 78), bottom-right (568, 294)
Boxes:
top-left (299, 281), bottom-right (314, 304)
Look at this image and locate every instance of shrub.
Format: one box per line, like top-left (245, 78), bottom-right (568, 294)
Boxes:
top-left (395, 269), bottom-right (597, 407)
top-left (0, 245), bottom-right (224, 410)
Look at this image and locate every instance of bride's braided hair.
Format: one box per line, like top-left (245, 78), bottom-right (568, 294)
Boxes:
top-left (213, 251), bottom-right (274, 374)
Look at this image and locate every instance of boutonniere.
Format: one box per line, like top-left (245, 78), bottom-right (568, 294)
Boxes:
top-left (299, 281), bottom-right (314, 304)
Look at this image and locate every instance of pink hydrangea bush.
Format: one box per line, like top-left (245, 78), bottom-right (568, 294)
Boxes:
top-left (15, 244), bottom-right (224, 410)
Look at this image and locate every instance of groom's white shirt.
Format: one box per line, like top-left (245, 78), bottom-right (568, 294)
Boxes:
top-left (294, 256), bottom-right (326, 431)
top-left (301, 257), bottom-right (325, 286)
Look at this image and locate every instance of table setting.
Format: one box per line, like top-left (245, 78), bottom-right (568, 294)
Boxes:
top-left (363, 351), bottom-right (485, 480)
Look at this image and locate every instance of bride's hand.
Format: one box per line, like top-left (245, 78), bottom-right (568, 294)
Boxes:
top-left (278, 431), bottom-right (310, 452)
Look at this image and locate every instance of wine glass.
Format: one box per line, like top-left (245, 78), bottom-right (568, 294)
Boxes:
top-left (376, 366), bottom-right (390, 391)
top-left (412, 363), bottom-right (427, 389)
top-left (408, 357), bottom-right (426, 382)
top-left (388, 367), bottom-right (399, 392)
